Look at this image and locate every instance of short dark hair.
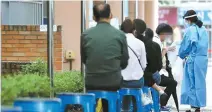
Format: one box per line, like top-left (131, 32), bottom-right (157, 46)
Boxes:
top-left (145, 28), bottom-right (154, 39)
top-left (133, 19), bottom-right (147, 35)
top-left (93, 3), bottom-right (111, 21)
top-left (121, 19), bottom-right (134, 33)
top-left (156, 23), bottom-right (173, 35)
top-left (183, 10), bottom-right (203, 28)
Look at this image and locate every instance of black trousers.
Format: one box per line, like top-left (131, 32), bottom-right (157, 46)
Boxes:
top-left (159, 75), bottom-right (177, 106)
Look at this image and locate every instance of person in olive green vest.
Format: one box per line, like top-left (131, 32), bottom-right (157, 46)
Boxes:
top-left (81, 3), bottom-right (129, 112)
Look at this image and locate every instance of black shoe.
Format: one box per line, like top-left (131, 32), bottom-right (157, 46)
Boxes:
top-left (186, 108), bottom-right (200, 112)
top-left (160, 93), bottom-right (168, 106)
top-left (195, 108), bottom-right (200, 112)
top-left (191, 106), bottom-right (200, 112)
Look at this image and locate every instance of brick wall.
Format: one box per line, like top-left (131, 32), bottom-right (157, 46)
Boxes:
top-left (1, 25), bottom-right (63, 71)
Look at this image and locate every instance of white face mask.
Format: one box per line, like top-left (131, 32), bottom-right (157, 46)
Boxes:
top-left (165, 36), bottom-right (173, 45)
top-left (183, 20), bottom-right (190, 28)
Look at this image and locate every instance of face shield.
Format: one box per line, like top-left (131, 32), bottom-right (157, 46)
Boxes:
top-left (183, 14), bottom-right (197, 28)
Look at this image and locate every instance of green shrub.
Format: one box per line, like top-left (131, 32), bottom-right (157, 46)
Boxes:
top-left (21, 58), bottom-right (47, 75)
top-left (54, 71), bottom-right (84, 93)
top-left (1, 71), bottom-right (83, 105)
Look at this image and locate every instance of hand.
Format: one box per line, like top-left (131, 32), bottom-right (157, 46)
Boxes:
top-left (162, 48), bottom-right (168, 54)
top-left (168, 46), bottom-right (176, 51)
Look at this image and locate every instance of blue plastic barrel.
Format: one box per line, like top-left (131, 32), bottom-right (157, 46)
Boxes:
top-left (14, 98), bottom-right (61, 112)
top-left (1, 106), bottom-right (22, 112)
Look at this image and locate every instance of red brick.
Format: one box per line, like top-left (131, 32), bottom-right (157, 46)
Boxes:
top-left (18, 48), bottom-right (31, 52)
top-left (13, 44), bottom-right (24, 48)
top-left (40, 53), bottom-right (47, 56)
top-left (37, 44), bottom-right (47, 48)
top-left (18, 57), bottom-right (29, 61)
top-left (54, 52), bottom-right (62, 57)
top-left (19, 31), bottom-right (31, 35)
top-left (35, 26), bottom-right (40, 31)
top-left (1, 25), bottom-right (5, 30)
top-left (37, 48), bottom-right (47, 52)
top-left (54, 62), bottom-right (62, 70)
top-left (2, 40), bottom-right (6, 43)
top-left (13, 35), bottom-right (24, 39)
top-left (38, 36), bottom-right (46, 39)
top-left (2, 53), bottom-right (13, 56)
top-left (4, 26), bottom-right (9, 30)
top-left (6, 57), bottom-right (18, 61)
top-left (31, 40), bottom-right (45, 44)
top-left (2, 48), bottom-right (7, 52)
top-left (54, 32), bottom-right (61, 35)
top-left (25, 36), bottom-right (37, 39)
top-left (43, 40), bottom-right (47, 43)
top-left (2, 31), bottom-right (6, 34)
top-left (24, 44), bottom-right (37, 48)
top-left (54, 35), bottom-right (61, 40)
top-left (19, 40), bottom-right (31, 43)
top-left (43, 57), bottom-right (48, 61)
top-left (6, 40), bottom-right (19, 44)
top-left (55, 48), bottom-right (62, 52)
top-left (25, 52), bottom-right (41, 56)
top-left (55, 44), bottom-right (62, 48)
top-left (2, 44), bottom-right (13, 47)
top-left (6, 31), bottom-right (19, 34)
top-left (7, 48), bottom-right (18, 52)
top-left (31, 26), bottom-right (36, 31)
top-left (30, 57), bottom-right (43, 61)
top-left (13, 53), bottom-right (25, 56)
top-left (55, 40), bottom-right (62, 44)
top-left (2, 57), bottom-right (7, 61)
top-left (55, 58), bottom-right (62, 62)
top-left (27, 26), bottom-right (31, 31)
top-left (2, 35), bottom-right (13, 39)
top-left (31, 31), bottom-right (46, 35)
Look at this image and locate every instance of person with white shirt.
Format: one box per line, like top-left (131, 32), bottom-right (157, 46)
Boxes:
top-left (120, 19), bottom-right (147, 112)
top-left (133, 19), bottom-right (173, 111)
top-left (153, 23), bottom-right (179, 111)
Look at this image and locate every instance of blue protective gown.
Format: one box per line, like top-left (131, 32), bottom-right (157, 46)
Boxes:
top-left (179, 24), bottom-right (208, 107)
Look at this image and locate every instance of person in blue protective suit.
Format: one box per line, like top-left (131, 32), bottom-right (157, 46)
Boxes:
top-left (179, 10), bottom-right (209, 112)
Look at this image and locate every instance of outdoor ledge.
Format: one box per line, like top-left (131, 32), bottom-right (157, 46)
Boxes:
top-left (1, 25), bottom-right (62, 32)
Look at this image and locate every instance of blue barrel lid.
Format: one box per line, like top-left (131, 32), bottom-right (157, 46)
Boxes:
top-left (57, 92), bottom-right (95, 96)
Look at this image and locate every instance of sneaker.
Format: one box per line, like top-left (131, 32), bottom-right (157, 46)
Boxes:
top-left (160, 93), bottom-right (168, 106)
top-left (160, 106), bottom-right (170, 111)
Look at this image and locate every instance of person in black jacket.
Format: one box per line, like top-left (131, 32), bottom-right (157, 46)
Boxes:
top-left (143, 28), bottom-right (163, 87)
top-left (133, 19), bottom-right (170, 110)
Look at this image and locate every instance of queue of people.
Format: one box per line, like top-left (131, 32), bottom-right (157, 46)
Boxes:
top-left (81, 3), bottom-right (209, 112)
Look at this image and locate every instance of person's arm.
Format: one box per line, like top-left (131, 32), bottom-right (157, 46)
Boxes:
top-left (80, 33), bottom-right (86, 64)
top-left (179, 28), bottom-right (197, 59)
top-left (140, 42), bottom-right (147, 70)
top-left (120, 33), bottom-right (129, 69)
top-left (155, 43), bottom-right (163, 71)
top-left (162, 48), bottom-right (167, 58)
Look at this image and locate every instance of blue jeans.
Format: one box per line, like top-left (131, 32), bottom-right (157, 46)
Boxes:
top-left (121, 77), bottom-right (144, 112)
top-left (122, 77), bottom-right (144, 88)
